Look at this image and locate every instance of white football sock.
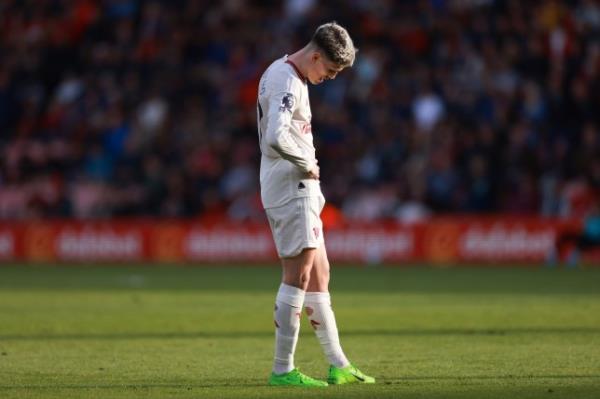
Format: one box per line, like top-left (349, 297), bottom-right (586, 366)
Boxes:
top-left (272, 283), bottom-right (305, 374)
top-left (304, 292), bottom-right (350, 368)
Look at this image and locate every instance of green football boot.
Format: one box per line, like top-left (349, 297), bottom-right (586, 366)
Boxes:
top-left (327, 364), bottom-right (375, 384)
top-left (268, 368), bottom-right (328, 387)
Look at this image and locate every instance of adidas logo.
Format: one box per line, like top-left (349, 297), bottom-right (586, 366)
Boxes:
top-left (298, 182), bottom-right (305, 189)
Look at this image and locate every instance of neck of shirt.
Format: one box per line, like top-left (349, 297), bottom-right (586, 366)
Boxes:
top-left (285, 58), bottom-right (307, 83)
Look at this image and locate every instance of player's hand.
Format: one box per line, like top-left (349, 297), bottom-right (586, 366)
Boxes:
top-left (307, 165), bottom-right (320, 180)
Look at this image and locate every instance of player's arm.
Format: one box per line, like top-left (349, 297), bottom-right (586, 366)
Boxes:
top-left (264, 89), bottom-right (318, 178)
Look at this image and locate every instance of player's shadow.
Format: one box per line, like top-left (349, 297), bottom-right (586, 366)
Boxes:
top-left (0, 379), bottom-right (267, 390)
top-left (0, 327), bottom-right (599, 341)
top-left (1, 375), bottom-right (599, 393)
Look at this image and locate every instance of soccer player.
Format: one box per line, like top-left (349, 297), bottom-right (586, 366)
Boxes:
top-left (256, 22), bottom-right (375, 388)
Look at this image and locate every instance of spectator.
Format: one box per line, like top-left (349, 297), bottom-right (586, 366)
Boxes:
top-left (0, 1), bottom-right (598, 221)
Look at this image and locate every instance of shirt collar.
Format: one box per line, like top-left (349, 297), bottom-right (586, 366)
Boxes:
top-left (285, 56), bottom-right (307, 83)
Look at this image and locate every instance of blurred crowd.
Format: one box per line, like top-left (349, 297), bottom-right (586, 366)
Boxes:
top-left (1, 0), bottom-right (599, 222)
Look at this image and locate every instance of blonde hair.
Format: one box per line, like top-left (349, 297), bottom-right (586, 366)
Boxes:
top-left (311, 22), bottom-right (357, 68)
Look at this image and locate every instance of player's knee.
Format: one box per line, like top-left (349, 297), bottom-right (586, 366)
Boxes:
top-left (319, 259), bottom-right (331, 281)
top-left (299, 270), bottom-right (311, 289)
top-left (315, 273), bottom-right (330, 291)
top-left (282, 264), bottom-right (312, 290)
top-left (308, 267), bottom-right (330, 292)
top-left (321, 269), bottom-right (330, 286)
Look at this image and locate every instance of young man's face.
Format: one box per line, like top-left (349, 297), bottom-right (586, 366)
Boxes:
top-left (308, 52), bottom-right (345, 85)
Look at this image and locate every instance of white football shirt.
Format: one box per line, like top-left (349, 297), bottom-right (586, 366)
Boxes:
top-left (257, 55), bottom-right (323, 209)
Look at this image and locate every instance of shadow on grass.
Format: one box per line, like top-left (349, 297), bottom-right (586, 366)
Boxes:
top-left (0, 380), bottom-right (266, 390)
top-left (387, 374), bottom-right (600, 381)
top-left (1, 327), bottom-right (599, 341)
top-left (0, 374), bottom-right (599, 391)
top-left (1, 265), bottom-right (600, 295)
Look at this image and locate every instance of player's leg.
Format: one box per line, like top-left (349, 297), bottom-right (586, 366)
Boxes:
top-left (274, 248), bottom-right (316, 376)
top-left (269, 248), bottom-right (327, 387)
top-left (305, 244), bottom-right (348, 366)
top-left (281, 248), bottom-right (316, 291)
top-left (305, 244), bottom-right (375, 384)
top-left (266, 197), bottom-right (327, 387)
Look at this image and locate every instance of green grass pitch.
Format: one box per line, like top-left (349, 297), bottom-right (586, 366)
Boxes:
top-left (0, 264), bottom-right (599, 399)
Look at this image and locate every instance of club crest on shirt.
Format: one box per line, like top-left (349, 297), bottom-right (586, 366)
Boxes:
top-left (279, 93), bottom-right (295, 113)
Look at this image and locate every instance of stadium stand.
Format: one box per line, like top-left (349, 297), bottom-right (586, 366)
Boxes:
top-left (1, 0), bottom-right (599, 223)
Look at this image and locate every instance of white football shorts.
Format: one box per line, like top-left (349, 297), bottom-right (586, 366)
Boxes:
top-left (265, 195), bottom-right (325, 258)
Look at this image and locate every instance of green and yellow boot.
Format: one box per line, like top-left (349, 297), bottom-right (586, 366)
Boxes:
top-left (327, 364), bottom-right (375, 385)
top-left (268, 368), bottom-right (328, 387)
